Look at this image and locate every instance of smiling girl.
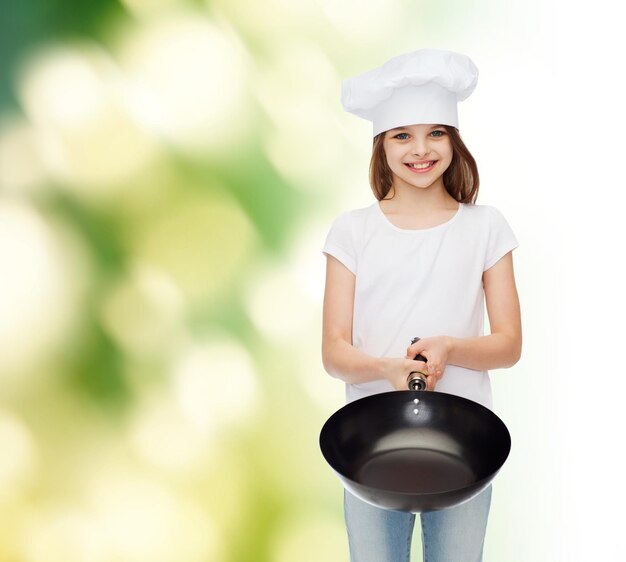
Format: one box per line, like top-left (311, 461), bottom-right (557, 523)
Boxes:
top-left (321, 49), bottom-right (521, 562)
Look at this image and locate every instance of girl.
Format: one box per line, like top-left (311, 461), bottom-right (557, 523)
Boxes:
top-left (321, 49), bottom-right (521, 562)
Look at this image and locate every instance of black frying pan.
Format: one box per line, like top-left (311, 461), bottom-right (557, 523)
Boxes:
top-left (319, 339), bottom-right (511, 513)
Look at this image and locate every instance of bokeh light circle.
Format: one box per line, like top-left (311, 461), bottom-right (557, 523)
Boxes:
top-left (17, 43), bottom-right (159, 195)
top-left (0, 200), bottom-right (88, 383)
top-left (118, 12), bottom-right (250, 155)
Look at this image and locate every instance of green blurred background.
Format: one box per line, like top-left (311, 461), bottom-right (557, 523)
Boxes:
top-left (3, 0), bottom-right (625, 561)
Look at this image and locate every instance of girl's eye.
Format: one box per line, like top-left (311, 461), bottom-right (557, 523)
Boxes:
top-left (430, 130), bottom-right (445, 138)
top-left (394, 133), bottom-right (410, 140)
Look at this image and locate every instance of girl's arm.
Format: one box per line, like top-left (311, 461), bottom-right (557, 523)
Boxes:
top-left (322, 255), bottom-right (424, 390)
top-left (408, 251), bottom-right (522, 380)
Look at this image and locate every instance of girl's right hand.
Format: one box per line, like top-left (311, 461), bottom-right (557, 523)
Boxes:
top-left (380, 357), bottom-right (430, 391)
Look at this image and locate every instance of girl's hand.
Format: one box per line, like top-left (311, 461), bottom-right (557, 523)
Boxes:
top-left (379, 357), bottom-right (429, 391)
top-left (406, 336), bottom-right (452, 390)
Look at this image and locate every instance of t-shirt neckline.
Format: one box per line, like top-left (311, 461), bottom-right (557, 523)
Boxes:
top-left (374, 201), bottom-right (464, 233)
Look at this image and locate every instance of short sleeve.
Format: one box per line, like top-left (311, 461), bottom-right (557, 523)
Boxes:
top-left (322, 212), bottom-right (357, 274)
top-left (483, 206), bottom-right (519, 271)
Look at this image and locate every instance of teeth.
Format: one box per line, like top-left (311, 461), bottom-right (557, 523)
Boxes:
top-left (409, 162), bottom-right (434, 169)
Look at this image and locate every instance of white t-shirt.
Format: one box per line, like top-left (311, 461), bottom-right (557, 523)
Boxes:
top-left (322, 201), bottom-right (518, 409)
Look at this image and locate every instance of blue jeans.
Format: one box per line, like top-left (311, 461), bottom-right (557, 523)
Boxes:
top-left (344, 486), bottom-right (492, 562)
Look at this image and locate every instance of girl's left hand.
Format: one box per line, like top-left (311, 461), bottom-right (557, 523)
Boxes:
top-left (406, 336), bottom-right (452, 390)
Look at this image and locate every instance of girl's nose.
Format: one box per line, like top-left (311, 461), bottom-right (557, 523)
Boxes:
top-left (410, 138), bottom-right (430, 156)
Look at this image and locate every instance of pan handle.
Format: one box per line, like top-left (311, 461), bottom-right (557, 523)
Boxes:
top-left (408, 337), bottom-right (428, 390)
top-left (410, 336), bottom-right (428, 363)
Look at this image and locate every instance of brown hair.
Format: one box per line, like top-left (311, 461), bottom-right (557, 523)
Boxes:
top-left (368, 125), bottom-right (479, 203)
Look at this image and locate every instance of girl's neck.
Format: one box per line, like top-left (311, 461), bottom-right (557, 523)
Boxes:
top-left (378, 182), bottom-right (459, 230)
top-left (382, 180), bottom-right (458, 213)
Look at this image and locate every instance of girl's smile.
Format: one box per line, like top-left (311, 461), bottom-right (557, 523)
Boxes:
top-left (404, 160), bottom-right (438, 173)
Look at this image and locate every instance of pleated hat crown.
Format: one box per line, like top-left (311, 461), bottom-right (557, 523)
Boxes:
top-left (341, 49), bottom-right (478, 136)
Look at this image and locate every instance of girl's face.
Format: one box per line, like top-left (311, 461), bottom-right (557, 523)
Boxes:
top-left (382, 124), bottom-right (453, 192)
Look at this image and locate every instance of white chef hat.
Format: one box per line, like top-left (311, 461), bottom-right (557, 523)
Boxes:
top-left (341, 48), bottom-right (478, 136)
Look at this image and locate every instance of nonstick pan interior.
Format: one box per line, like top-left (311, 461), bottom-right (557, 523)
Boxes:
top-left (320, 390), bottom-right (510, 512)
